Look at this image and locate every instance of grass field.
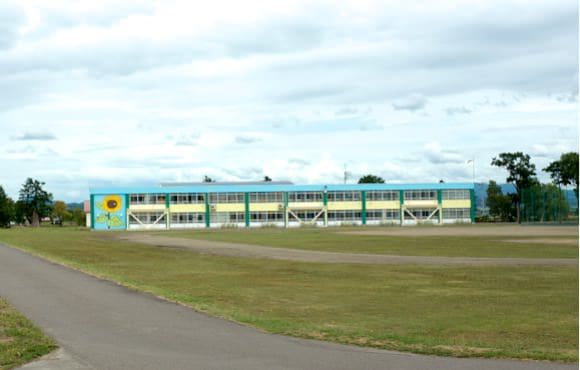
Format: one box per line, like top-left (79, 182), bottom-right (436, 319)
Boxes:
top-left (0, 297), bottom-right (56, 370)
top-left (159, 226), bottom-right (578, 258)
top-left (0, 227), bottom-right (577, 362)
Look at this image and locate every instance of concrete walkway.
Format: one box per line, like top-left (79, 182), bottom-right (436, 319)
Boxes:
top-left (0, 244), bottom-right (575, 370)
top-left (121, 234), bottom-right (578, 266)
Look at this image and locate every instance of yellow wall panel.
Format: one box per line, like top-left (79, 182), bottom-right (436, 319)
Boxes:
top-left (169, 204), bottom-right (206, 213)
top-left (404, 200), bottom-right (438, 208)
top-left (214, 203), bottom-right (245, 212)
top-left (366, 201), bottom-right (400, 210)
top-left (442, 200), bottom-right (471, 208)
top-left (327, 201), bottom-right (362, 211)
top-left (288, 202), bottom-right (323, 209)
top-left (130, 204), bottom-right (166, 211)
top-left (249, 203), bottom-right (282, 212)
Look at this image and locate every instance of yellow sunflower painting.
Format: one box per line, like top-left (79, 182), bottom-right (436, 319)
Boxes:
top-left (103, 195), bottom-right (122, 212)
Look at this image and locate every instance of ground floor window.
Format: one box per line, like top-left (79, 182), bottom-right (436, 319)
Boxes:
top-left (129, 212), bottom-right (166, 224)
top-left (443, 208), bottom-right (470, 219)
top-left (249, 211), bottom-right (283, 222)
top-left (210, 212), bottom-right (245, 223)
top-left (366, 209), bottom-right (400, 220)
top-left (327, 210), bottom-right (362, 221)
top-left (404, 208), bottom-right (437, 220)
top-left (171, 212), bottom-right (205, 224)
top-left (289, 210), bottom-right (323, 222)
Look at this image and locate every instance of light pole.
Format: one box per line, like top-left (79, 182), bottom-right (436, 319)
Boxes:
top-left (466, 159), bottom-right (475, 183)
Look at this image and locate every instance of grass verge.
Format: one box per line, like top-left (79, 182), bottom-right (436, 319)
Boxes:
top-left (0, 298), bottom-right (57, 370)
top-left (0, 227), bottom-right (577, 362)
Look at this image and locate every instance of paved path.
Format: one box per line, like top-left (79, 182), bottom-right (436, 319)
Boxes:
top-left (0, 244), bottom-right (575, 370)
top-left (121, 234), bottom-right (578, 266)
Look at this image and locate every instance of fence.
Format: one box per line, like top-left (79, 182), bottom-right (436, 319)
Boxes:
top-left (520, 185), bottom-right (577, 223)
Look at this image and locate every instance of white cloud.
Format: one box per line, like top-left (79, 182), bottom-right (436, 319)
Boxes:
top-left (0, 0), bottom-right (577, 201)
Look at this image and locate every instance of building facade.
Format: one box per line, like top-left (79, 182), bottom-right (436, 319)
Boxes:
top-left (89, 183), bottom-right (475, 230)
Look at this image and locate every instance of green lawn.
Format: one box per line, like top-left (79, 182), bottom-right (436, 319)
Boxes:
top-left (0, 227), bottom-right (577, 362)
top-left (159, 227), bottom-right (579, 259)
top-left (0, 298), bottom-right (56, 370)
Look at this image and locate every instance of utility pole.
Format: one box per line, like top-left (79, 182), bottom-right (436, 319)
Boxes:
top-left (343, 164), bottom-right (349, 184)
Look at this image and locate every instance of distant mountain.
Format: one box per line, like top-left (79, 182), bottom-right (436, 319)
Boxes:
top-left (66, 202), bottom-right (84, 210)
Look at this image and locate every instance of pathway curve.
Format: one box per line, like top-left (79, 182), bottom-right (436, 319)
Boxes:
top-left (121, 234), bottom-right (578, 266)
top-left (0, 244), bottom-right (575, 370)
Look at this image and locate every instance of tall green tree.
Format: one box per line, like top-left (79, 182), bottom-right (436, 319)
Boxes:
top-left (486, 181), bottom-right (515, 221)
top-left (0, 186), bottom-right (14, 227)
top-left (18, 178), bottom-right (53, 227)
top-left (491, 152), bottom-right (537, 223)
top-left (544, 152), bottom-right (579, 200)
top-left (358, 174), bottom-right (385, 184)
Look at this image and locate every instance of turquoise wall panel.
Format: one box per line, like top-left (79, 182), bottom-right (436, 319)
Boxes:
top-left (93, 194), bottom-right (126, 230)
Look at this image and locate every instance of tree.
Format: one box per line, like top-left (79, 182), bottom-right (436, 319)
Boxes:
top-left (18, 178), bottom-right (53, 227)
top-left (203, 175), bottom-right (215, 183)
top-left (71, 208), bottom-right (86, 227)
top-left (358, 174), bottom-right (385, 184)
top-left (544, 152), bottom-right (579, 200)
top-left (486, 180), bottom-right (515, 221)
top-left (52, 200), bottom-right (70, 226)
top-left (491, 152), bottom-right (537, 223)
top-left (263, 176), bottom-right (272, 182)
top-left (0, 186), bottom-right (14, 227)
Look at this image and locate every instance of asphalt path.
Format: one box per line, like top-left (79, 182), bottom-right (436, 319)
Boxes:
top-left (0, 244), bottom-right (575, 370)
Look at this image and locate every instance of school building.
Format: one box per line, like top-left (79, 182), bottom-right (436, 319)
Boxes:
top-left (88, 182), bottom-right (475, 230)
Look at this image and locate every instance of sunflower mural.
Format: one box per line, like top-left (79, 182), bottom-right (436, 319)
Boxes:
top-left (94, 194), bottom-right (126, 230)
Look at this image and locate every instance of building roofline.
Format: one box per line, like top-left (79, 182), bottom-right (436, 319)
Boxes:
top-left (89, 182), bottom-right (474, 195)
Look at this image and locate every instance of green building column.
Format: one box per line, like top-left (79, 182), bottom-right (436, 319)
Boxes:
top-left (165, 193), bottom-right (170, 229)
top-left (399, 190), bottom-right (404, 226)
top-left (437, 189), bottom-right (442, 225)
top-left (361, 191), bottom-right (366, 225)
top-left (244, 192), bottom-right (250, 228)
top-left (205, 193), bottom-right (210, 228)
top-left (125, 194), bottom-right (130, 230)
top-left (283, 192), bottom-right (289, 228)
top-left (470, 189), bottom-right (476, 223)
top-left (322, 188), bottom-right (328, 226)
top-left (90, 194), bottom-right (95, 229)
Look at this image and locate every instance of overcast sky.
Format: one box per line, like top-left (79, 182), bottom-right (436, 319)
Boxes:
top-left (0, 0), bottom-right (578, 202)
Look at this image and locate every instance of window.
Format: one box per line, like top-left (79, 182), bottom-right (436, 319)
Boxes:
top-left (366, 191), bottom-right (399, 201)
top-left (327, 210), bottom-right (362, 221)
top-left (249, 192), bottom-right (283, 203)
top-left (327, 191), bottom-right (361, 202)
top-left (442, 190), bottom-right (470, 200)
top-left (171, 212), bottom-right (205, 224)
top-left (129, 194), bottom-right (166, 205)
top-left (289, 210), bottom-right (323, 221)
top-left (443, 208), bottom-right (470, 219)
top-left (249, 211), bottom-right (284, 222)
top-left (170, 193), bottom-right (205, 204)
top-left (209, 192), bottom-right (244, 204)
top-left (404, 190), bottom-right (436, 200)
top-left (366, 209), bottom-right (400, 220)
top-left (129, 212), bottom-right (165, 224)
top-left (404, 208), bottom-right (437, 220)
top-left (288, 191), bottom-right (322, 202)
top-left (210, 212), bottom-right (245, 223)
